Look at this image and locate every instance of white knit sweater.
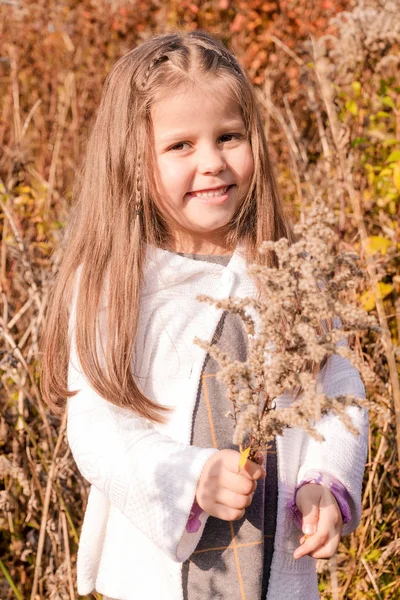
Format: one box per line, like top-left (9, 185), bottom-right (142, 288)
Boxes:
top-left (67, 244), bottom-right (369, 600)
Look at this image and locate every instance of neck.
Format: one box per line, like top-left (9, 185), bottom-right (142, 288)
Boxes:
top-left (164, 233), bottom-right (234, 256)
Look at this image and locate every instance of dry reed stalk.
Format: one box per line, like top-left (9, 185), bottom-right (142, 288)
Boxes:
top-left (7, 296), bottom-right (34, 329)
top-left (20, 98), bottom-right (42, 143)
top-left (361, 556), bottom-right (383, 599)
top-left (26, 444), bottom-right (46, 507)
top-left (61, 510), bottom-right (75, 600)
top-left (0, 194), bottom-right (43, 313)
top-left (16, 372), bottom-right (25, 432)
top-left (0, 194), bottom-right (54, 452)
top-left (1, 322), bottom-right (53, 449)
top-left (340, 448), bottom-right (396, 596)
top-left (0, 198), bottom-right (9, 290)
top-left (265, 34), bottom-right (305, 66)
top-left (0, 75), bottom-right (12, 149)
top-left (30, 411), bottom-right (67, 600)
top-left (329, 555), bottom-right (340, 600)
top-left (46, 72), bottom-right (75, 218)
top-left (362, 421), bottom-right (389, 507)
top-left (7, 44), bottom-right (22, 146)
top-left (257, 88), bottom-right (312, 208)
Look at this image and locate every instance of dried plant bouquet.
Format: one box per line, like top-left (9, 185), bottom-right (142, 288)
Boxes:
top-left (195, 199), bottom-right (381, 467)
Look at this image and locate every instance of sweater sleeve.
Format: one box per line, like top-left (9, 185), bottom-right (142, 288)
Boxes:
top-left (66, 274), bottom-right (217, 563)
top-left (297, 352), bottom-right (369, 535)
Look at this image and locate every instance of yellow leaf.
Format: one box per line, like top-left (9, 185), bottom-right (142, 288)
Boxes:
top-left (360, 282), bottom-right (393, 311)
top-left (386, 151), bottom-right (400, 164)
top-left (365, 236), bottom-right (392, 257)
top-left (393, 162), bottom-right (400, 192)
top-left (238, 446), bottom-right (251, 472)
top-left (13, 185), bottom-right (32, 194)
top-left (379, 167), bottom-right (392, 177)
top-left (351, 81), bottom-right (361, 97)
top-left (346, 99), bottom-right (358, 116)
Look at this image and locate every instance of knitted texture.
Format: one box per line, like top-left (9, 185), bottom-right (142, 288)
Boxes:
top-left (67, 244), bottom-right (368, 600)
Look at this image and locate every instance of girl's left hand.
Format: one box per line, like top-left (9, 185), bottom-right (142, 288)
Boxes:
top-left (293, 483), bottom-right (343, 560)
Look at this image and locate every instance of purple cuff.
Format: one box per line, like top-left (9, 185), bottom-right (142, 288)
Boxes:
top-left (186, 500), bottom-right (203, 533)
top-left (287, 470), bottom-right (352, 529)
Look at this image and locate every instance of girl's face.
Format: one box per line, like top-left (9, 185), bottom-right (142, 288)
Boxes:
top-left (151, 80), bottom-right (254, 254)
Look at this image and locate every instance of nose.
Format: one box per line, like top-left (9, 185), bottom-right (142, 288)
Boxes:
top-left (197, 144), bottom-right (226, 175)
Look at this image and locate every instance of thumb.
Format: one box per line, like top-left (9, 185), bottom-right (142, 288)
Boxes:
top-left (296, 487), bottom-right (320, 536)
top-left (240, 453), bottom-right (266, 480)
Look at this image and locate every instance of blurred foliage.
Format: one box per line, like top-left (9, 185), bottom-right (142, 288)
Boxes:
top-left (0, 0), bottom-right (399, 598)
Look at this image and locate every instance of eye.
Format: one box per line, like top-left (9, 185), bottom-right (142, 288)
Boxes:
top-left (219, 133), bottom-right (244, 143)
top-left (167, 141), bottom-right (190, 152)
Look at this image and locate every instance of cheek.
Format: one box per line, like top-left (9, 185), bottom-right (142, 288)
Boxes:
top-left (157, 158), bottom-right (189, 191)
top-left (243, 150), bottom-right (255, 183)
top-left (153, 160), bottom-right (187, 215)
top-left (233, 146), bottom-right (254, 186)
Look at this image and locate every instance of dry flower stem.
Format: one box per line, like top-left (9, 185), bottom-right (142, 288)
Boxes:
top-left (196, 199), bottom-right (381, 459)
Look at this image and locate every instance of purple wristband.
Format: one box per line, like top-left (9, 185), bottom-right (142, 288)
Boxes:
top-left (287, 470), bottom-right (352, 529)
top-left (186, 500), bottom-right (203, 533)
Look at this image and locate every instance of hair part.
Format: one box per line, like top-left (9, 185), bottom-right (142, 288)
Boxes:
top-left (39, 30), bottom-right (297, 423)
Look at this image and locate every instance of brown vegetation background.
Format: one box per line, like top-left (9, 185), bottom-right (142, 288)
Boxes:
top-left (0, 0), bottom-right (399, 598)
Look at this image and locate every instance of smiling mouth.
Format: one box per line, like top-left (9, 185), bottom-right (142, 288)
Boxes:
top-left (189, 185), bottom-right (233, 198)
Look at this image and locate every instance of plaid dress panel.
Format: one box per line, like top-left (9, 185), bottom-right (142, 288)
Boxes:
top-left (183, 300), bottom-right (278, 600)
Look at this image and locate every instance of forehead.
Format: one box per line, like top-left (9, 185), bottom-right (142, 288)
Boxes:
top-left (151, 79), bottom-right (244, 133)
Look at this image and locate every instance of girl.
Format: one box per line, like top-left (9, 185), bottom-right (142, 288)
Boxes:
top-left (40, 30), bottom-right (368, 600)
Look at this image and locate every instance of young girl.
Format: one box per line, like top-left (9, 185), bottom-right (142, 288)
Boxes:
top-left (40, 30), bottom-right (368, 600)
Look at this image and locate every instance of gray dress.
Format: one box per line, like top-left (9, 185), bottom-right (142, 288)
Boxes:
top-left (178, 253), bottom-right (278, 600)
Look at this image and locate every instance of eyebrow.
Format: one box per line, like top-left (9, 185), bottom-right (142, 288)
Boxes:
top-left (157, 120), bottom-right (246, 145)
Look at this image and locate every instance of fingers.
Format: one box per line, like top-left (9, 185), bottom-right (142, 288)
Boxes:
top-left (306, 532), bottom-right (341, 559)
top-left (319, 488), bottom-right (343, 531)
top-left (240, 455), bottom-right (266, 481)
top-left (209, 466), bottom-right (258, 521)
top-left (213, 504), bottom-right (246, 522)
top-left (221, 469), bottom-right (257, 495)
top-left (210, 471), bottom-right (257, 506)
top-left (196, 449), bottom-right (264, 521)
top-left (214, 463), bottom-right (260, 520)
top-left (295, 484), bottom-right (320, 536)
top-left (215, 448), bottom-right (265, 481)
top-left (295, 530), bottom-right (341, 559)
top-left (301, 504), bottom-right (319, 536)
top-left (293, 529), bottom-right (329, 559)
top-left (293, 486), bottom-right (344, 560)
top-left (215, 488), bottom-right (254, 511)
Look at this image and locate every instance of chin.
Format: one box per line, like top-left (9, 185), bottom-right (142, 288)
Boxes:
top-left (190, 217), bottom-right (234, 233)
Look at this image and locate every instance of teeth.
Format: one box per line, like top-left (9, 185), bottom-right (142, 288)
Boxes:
top-left (192, 186), bottom-right (229, 198)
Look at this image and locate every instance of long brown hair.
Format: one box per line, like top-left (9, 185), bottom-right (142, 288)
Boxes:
top-left (39, 30), bottom-right (296, 422)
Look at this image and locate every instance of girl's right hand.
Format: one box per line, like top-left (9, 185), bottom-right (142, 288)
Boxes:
top-left (195, 449), bottom-right (266, 521)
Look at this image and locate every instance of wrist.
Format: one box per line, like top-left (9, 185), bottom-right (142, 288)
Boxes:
top-left (287, 470), bottom-right (352, 529)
